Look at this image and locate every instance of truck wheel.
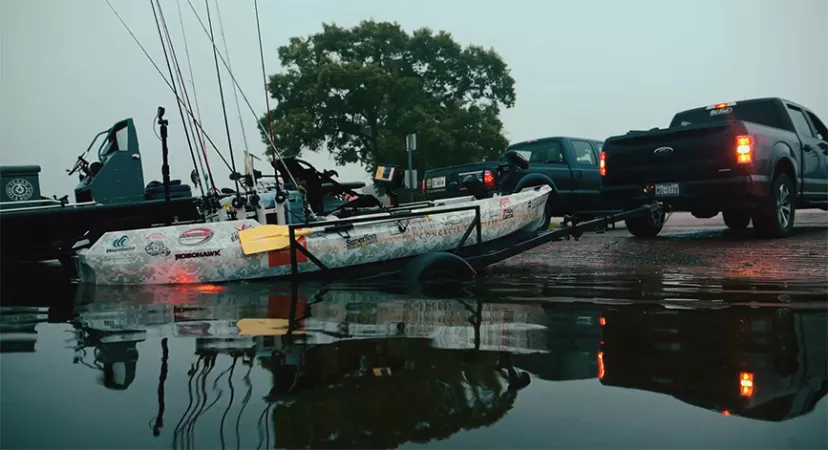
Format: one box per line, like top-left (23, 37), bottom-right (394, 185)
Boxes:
top-left (624, 209), bottom-right (666, 238)
top-left (753, 173), bottom-right (795, 238)
top-left (722, 210), bottom-right (751, 230)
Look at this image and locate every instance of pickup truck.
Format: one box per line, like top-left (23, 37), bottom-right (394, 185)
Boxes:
top-left (423, 136), bottom-right (615, 223)
top-left (600, 97), bottom-right (828, 238)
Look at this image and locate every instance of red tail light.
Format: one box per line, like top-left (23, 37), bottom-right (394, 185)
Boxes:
top-left (483, 169), bottom-right (495, 188)
top-left (736, 135), bottom-right (752, 164)
top-left (422, 178), bottom-right (426, 193)
top-left (599, 151), bottom-right (607, 176)
top-left (597, 351), bottom-right (605, 380)
top-left (739, 372), bottom-right (754, 397)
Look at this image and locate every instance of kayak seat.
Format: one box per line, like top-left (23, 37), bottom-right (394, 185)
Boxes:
top-left (144, 180), bottom-right (193, 200)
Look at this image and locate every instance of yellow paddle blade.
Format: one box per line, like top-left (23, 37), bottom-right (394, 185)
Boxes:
top-left (237, 318), bottom-right (308, 336)
top-left (238, 225), bottom-right (314, 255)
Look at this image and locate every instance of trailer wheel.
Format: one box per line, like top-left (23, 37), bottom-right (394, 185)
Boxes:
top-left (624, 208), bottom-right (666, 238)
top-left (404, 252), bottom-right (476, 285)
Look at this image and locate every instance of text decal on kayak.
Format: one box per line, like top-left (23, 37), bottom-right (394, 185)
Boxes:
top-left (178, 227), bottom-right (214, 246)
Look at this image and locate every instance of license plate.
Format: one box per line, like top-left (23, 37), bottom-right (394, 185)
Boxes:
top-left (430, 177), bottom-right (446, 189)
top-left (655, 183), bottom-right (680, 196)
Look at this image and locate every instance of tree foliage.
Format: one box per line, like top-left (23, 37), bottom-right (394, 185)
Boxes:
top-left (259, 20), bottom-right (516, 177)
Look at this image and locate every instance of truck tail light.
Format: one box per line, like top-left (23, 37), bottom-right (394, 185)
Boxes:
top-left (483, 169), bottom-right (495, 188)
top-left (422, 178), bottom-right (426, 193)
top-left (739, 372), bottom-right (754, 397)
top-left (599, 151), bottom-right (607, 176)
top-left (736, 135), bottom-right (752, 164)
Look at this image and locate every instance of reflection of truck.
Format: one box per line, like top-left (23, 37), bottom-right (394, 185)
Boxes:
top-left (600, 98), bottom-right (828, 238)
top-left (422, 137), bottom-right (615, 218)
top-left (598, 306), bottom-right (827, 421)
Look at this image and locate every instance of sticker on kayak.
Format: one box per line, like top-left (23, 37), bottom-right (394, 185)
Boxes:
top-left (710, 107), bottom-right (732, 116)
top-left (178, 227), bottom-right (214, 246)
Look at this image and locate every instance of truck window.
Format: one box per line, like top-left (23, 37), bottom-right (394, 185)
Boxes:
top-left (572, 140), bottom-right (597, 165)
top-left (787, 106), bottom-right (816, 138)
top-left (669, 100), bottom-right (790, 131)
top-left (506, 140), bottom-right (565, 164)
top-left (805, 111), bottom-right (828, 141)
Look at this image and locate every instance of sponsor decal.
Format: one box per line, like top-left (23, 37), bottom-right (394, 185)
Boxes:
top-left (178, 227), bottom-right (214, 246)
top-left (174, 249), bottom-right (221, 261)
top-left (502, 208), bottom-right (514, 220)
top-left (145, 240), bottom-right (171, 257)
top-left (346, 233), bottom-right (378, 249)
top-left (418, 225), bottom-right (466, 239)
top-left (230, 223), bottom-right (252, 243)
top-left (498, 197), bottom-right (511, 208)
top-left (146, 232), bottom-right (167, 240)
top-left (106, 235), bottom-right (136, 253)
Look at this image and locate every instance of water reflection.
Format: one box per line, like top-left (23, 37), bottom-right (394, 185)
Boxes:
top-left (0, 272), bottom-right (825, 449)
top-left (598, 304), bottom-right (828, 422)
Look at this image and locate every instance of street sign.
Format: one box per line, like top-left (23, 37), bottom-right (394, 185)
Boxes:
top-left (406, 134), bottom-right (416, 152)
top-left (404, 169), bottom-right (418, 189)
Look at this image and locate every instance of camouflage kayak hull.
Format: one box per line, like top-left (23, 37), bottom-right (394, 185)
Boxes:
top-left (75, 185), bottom-right (551, 285)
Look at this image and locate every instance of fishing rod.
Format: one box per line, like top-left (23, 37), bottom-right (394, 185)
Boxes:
top-left (183, 0), bottom-right (300, 191)
top-left (105, 0), bottom-right (236, 179)
top-left (150, 0), bottom-right (206, 198)
top-left (215, 0), bottom-right (251, 161)
top-left (154, 0), bottom-right (215, 195)
top-left (253, 0), bottom-right (288, 205)
top-left (176, 0), bottom-right (211, 194)
top-left (204, 0), bottom-right (243, 201)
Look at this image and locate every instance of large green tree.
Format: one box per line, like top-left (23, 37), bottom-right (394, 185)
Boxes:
top-left (259, 20), bottom-right (516, 178)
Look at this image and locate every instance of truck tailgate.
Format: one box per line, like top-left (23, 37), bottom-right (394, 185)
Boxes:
top-left (603, 123), bottom-right (746, 186)
top-left (425, 163), bottom-right (495, 198)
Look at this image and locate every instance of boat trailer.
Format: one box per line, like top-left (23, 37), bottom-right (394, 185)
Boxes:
top-left (272, 201), bottom-right (664, 285)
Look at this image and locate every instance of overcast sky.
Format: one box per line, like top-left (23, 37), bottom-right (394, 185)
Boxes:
top-left (1, 0), bottom-right (826, 198)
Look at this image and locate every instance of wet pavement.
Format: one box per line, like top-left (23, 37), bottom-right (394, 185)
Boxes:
top-left (1, 212), bottom-right (826, 449)
top-left (497, 211), bottom-right (828, 279)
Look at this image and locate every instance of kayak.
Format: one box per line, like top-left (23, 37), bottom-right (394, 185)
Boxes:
top-left (74, 185), bottom-right (551, 285)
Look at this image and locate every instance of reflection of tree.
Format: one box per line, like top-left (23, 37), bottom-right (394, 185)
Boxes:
top-left (261, 336), bottom-right (526, 449)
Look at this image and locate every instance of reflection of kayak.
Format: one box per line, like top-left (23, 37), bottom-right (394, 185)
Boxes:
top-left (74, 185), bottom-right (550, 285)
top-left (73, 283), bottom-right (549, 353)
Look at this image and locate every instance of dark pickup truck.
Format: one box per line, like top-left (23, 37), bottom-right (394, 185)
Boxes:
top-left (600, 97), bottom-right (828, 238)
top-left (423, 136), bottom-right (613, 217)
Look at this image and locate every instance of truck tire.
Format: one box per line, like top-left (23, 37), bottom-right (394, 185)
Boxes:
top-left (753, 173), bottom-right (795, 238)
top-left (722, 210), bottom-right (751, 230)
top-left (624, 209), bottom-right (666, 238)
